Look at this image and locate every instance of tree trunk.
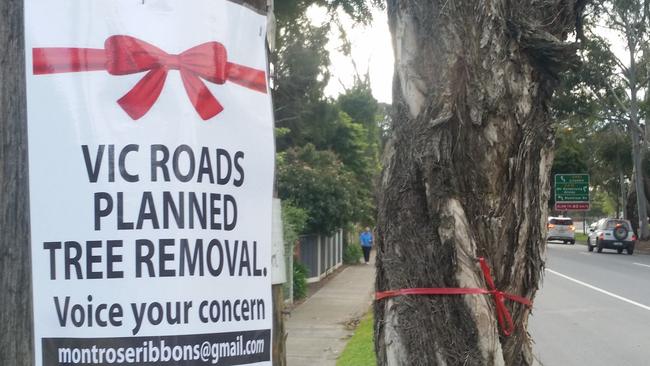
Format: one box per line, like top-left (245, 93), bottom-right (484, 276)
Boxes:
top-left (0, 1), bottom-right (33, 365)
top-left (631, 130), bottom-right (648, 237)
top-left (620, 165), bottom-right (627, 219)
top-left (375, 1), bottom-right (584, 365)
top-left (627, 160), bottom-right (650, 235)
top-left (625, 28), bottom-right (649, 239)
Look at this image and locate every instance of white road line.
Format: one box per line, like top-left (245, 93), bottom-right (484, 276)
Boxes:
top-left (545, 268), bottom-right (650, 311)
top-left (633, 262), bottom-right (650, 269)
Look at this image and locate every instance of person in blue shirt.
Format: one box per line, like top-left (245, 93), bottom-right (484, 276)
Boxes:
top-left (359, 227), bottom-right (373, 264)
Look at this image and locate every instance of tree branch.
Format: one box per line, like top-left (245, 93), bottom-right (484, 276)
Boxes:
top-left (506, 19), bottom-right (580, 77)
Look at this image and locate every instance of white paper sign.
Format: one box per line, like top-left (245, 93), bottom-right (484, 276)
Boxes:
top-left (25, 1), bottom-right (273, 365)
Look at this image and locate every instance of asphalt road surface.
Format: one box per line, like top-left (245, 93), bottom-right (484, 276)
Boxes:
top-left (530, 242), bottom-right (650, 365)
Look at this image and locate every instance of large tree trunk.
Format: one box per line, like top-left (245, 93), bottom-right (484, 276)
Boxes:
top-left (0, 1), bottom-right (33, 365)
top-left (375, 1), bottom-right (584, 365)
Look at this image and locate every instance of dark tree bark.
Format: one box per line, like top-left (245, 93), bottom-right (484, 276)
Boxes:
top-left (375, 1), bottom-right (585, 365)
top-left (625, 168), bottom-right (650, 234)
top-left (0, 1), bottom-right (33, 365)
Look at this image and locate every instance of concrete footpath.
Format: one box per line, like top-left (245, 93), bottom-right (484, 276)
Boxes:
top-left (286, 256), bottom-right (375, 366)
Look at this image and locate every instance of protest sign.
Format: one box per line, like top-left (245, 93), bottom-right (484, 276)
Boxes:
top-left (25, 1), bottom-right (273, 365)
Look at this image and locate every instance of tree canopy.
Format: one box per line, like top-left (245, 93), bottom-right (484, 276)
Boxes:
top-left (550, 0), bottom-right (650, 221)
top-left (272, 1), bottom-right (383, 235)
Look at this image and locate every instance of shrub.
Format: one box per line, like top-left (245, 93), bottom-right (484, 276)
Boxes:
top-left (343, 244), bottom-right (362, 264)
top-left (277, 145), bottom-right (359, 234)
top-left (293, 261), bottom-right (309, 301)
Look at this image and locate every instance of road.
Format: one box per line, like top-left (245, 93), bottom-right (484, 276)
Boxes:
top-left (530, 242), bottom-right (650, 365)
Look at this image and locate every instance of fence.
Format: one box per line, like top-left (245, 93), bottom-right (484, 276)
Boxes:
top-left (297, 229), bottom-right (344, 283)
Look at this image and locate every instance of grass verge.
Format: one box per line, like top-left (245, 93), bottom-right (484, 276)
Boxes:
top-left (337, 311), bottom-right (376, 366)
top-left (575, 232), bottom-right (588, 244)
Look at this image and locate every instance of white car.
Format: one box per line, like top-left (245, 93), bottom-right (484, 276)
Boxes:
top-left (587, 218), bottom-right (636, 254)
top-left (547, 216), bottom-right (575, 244)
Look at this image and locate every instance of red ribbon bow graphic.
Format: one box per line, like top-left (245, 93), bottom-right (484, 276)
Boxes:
top-left (375, 257), bottom-right (532, 336)
top-left (33, 35), bottom-right (267, 120)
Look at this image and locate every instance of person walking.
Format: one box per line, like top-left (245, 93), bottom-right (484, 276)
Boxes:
top-left (359, 227), bottom-right (373, 264)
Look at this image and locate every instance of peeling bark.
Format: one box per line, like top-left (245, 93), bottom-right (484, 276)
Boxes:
top-left (375, 1), bottom-right (585, 365)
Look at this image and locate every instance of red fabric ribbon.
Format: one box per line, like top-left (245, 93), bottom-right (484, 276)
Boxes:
top-left (375, 257), bottom-right (532, 336)
top-left (32, 35), bottom-right (267, 120)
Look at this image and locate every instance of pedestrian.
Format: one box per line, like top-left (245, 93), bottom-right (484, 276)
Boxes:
top-left (359, 227), bottom-right (373, 264)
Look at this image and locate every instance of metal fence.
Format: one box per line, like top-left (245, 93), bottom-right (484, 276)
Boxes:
top-left (297, 229), bottom-right (344, 283)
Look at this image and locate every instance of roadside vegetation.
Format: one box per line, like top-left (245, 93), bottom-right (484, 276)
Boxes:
top-left (574, 232), bottom-right (589, 243)
top-left (273, 2), bottom-right (384, 281)
top-left (550, 0), bottom-right (650, 236)
top-left (343, 243), bottom-right (363, 264)
top-left (337, 311), bottom-right (376, 366)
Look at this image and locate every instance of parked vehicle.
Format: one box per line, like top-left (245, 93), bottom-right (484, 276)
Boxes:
top-left (547, 217), bottom-right (575, 244)
top-left (587, 218), bottom-right (636, 254)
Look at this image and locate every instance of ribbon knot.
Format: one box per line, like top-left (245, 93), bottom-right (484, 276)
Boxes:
top-left (375, 257), bottom-right (532, 337)
top-left (33, 35), bottom-right (267, 120)
top-left (160, 54), bottom-right (182, 70)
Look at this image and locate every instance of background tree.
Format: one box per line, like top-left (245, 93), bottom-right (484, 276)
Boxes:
top-left (549, 4), bottom-right (648, 222)
top-left (598, 0), bottom-right (649, 236)
top-left (549, 128), bottom-right (589, 210)
top-left (272, 1), bottom-right (384, 235)
top-left (375, 1), bottom-right (586, 365)
top-left (277, 144), bottom-right (359, 234)
top-left (592, 127), bottom-right (632, 217)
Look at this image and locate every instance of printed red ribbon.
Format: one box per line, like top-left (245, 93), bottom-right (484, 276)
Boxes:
top-left (375, 257), bottom-right (532, 336)
top-left (32, 35), bottom-right (267, 120)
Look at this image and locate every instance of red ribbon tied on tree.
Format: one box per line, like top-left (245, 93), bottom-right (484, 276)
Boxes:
top-left (375, 257), bottom-right (532, 336)
top-left (32, 35), bottom-right (267, 120)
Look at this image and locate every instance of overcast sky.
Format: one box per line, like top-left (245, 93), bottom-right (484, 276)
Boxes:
top-left (307, 7), bottom-right (393, 104)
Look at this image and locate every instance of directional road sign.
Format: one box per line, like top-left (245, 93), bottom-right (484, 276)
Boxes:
top-left (554, 174), bottom-right (589, 211)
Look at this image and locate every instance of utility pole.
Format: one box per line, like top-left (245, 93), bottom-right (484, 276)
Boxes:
top-left (240, 1), bottom-right (286, 365)
top-left (0, 1), bottom-right (33, 365)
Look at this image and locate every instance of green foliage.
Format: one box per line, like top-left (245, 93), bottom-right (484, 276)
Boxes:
top-left (337, 80), bottom-right (379, 130)
top-left (591, 126), bottom-right (632, 210)
top-left (272, 1), bottom-right (383, 235)
top-left (275, 0), bottom-right (382, 27)
top-left (552, 130), bottom-right (589, 175)
top-left (282, 201), bottom-right (309, 243)
top-left (552, 36), bottom-right (625, 135)
top-left (293, 261), bottom-right (310, 301)
top-left (575, 232), bottom-right (588, 243)
top-left (589, 188), bottom-right (618, 217)
top-left (343, 243), bottom-right (362, 264)
top-left (337, 81), bottom-right (382, 177)
top-left (277, 144), bottom-right (360, 234)
top-left (550, 0), bottom-right (649, 214)
top-left (281, 201), bottom-right (308, 299)
top-left (550, 129), bottom-right (589, 208)
top-left (273, 20), bottom-right (331, 148)
top-left (336, 311), bottom-right (376, 366)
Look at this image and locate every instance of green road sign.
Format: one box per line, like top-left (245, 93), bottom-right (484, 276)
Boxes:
top-left (555, 174), bottom-right (589, 203)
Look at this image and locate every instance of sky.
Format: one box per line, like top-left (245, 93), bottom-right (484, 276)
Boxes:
top-left (307, 6), bottom-right (394, 104)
